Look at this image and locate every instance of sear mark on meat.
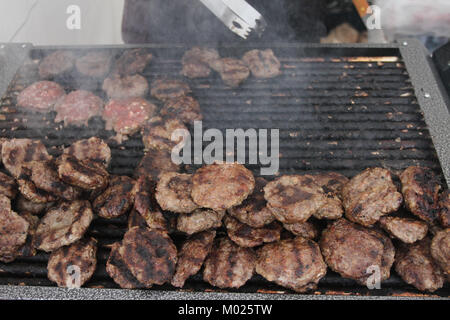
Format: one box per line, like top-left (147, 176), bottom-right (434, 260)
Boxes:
top-left (141, 116), bottom-right (188, 152)
top-left (155, 172), bottom-right (198, 214)
top-left (150, 79), bottom-right (191, 101)
top-left (113, 48), bottom-right (153, 76)
top-left (93, 175), bottom-right (135, 219)
top-left (177, 208), bottom-right (225, 235)
top-left (181, 47), bottom-right (220, 79)
top-left (210, 58), bottom-right (250, 88)
top-left (159, 95), bottom-right (202, 125)
top-left (63, 137), bottom-right (111, 168)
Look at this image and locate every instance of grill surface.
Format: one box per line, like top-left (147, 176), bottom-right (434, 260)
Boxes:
top-left (0, 44), bottom-right (448, 298)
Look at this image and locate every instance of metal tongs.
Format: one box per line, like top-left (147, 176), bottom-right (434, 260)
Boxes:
top-left (199, 0), bottom-right (267, 39)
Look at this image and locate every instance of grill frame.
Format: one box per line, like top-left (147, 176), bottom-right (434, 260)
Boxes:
top-left (0, 39), bottom-right (448, 300)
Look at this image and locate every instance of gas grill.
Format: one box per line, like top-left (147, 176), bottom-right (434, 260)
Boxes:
top-left (0, 39), bottom-right (448, 299)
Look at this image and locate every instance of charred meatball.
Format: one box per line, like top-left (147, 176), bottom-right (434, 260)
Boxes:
top-left (133, 149), bottom-right (180, 180)
top-left (342, 168), bottom-right (403, 226)
top-left (141, 116), bottom-right (188, 152)
top-left (191, 163), bottom-right (255, 211)
top-left (63, 137), bottom-right (111, 167)
top-left (177, 208), bottom-right (225, 235)
top-left (283, 221), bottom-right (319, 240)
top-left (150, 79), bottom-right (191, 101)
top-left (210, 58), bottom-right (250, 87)
top-left (113, 48), bottom-right (153, 76)
top-left (203, 238), bottom-right (256, 289)
top-left (310, 172), bottom-right (348, 220)
top-left (159, 96), bottom-right (202, 125)
top-left (155, 172), bottom-right (199, 214)
top-left (181, 47), bottom-right (220, 78)
top-left (242, 49), bottom-right (282, 78)
top-left (93, 176), bottom-right (135, 219)
top-left (256, 237), bottom-right (327, 292)
top-left (54, 90), bottom-right (104, 127)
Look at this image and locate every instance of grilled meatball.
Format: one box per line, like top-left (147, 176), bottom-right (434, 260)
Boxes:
top-left (75, 51), bottom-right (112, 78)
top-left (203, 238), bottom-right (256, 289)
top-left (63, 137), bottom-right (111, 167)
top-left (141, 116), bottom-right (188, 152)
top-left (17, 81), bottom-right (65, 112)
top-left (378, 216), bottom-right (428, 244)
top-left (132, 176), bottom-right (168, 232)
top-left (210, 58), bottom-right (250, 87)
top-left (1, 139), bottom-right (52, 179)
top-left (177, 208), bottom-right (225, 235)
top-left (150, 79), bottom-right (191, 101)
top-left (20, 160), bottom-right (80, 201)
top-left (283, 221), bottom-right (319, 240)
top-left (103, 98), bottom-right (157, 136)
top-left (224, 215), bottom-right (281, 248)
top-left (17, 177), bottom-right (56, 204)
top-left (93, 176), bottom-right (135, 219)
top-left (47, 237), bottom-right (97, 288)
top-left (54, 90), bottom-right (104, 127)
top-left (57, 154), bottom-right (109, 191)
top-left (14, 194), bottom-right (54, 215)
top-left (242, 49), bottom-right (282, 79)
top-left (439, 190), bottom-right (450, 228)
top-left (38, 50), bottom-right (75, 79)
top-left (171, 230), bottom-right (216, 288)
top-left (159, 96), bottom-right (202, 125)
top-left (263, 175), bottom-right (328, 224)
top-left (342, 168), bottom-right (403, 226)
top-left (133, 149), bottom-right (180, 180)
top-left (0, 196), bottom-right (29, 262)
top-left (102, 74), bottom-right (149, 99)
top-left (191, 163), bottom-right (255, 211)
top-left (227, 177), bottom-right (275, 228)
top-left (256, 237), bottom-right (327, 292)
top-left (430, 229), bottom-right (450, 278)
top-left (113, 48), bottom-right (153, 76)
top-left (395, 238), bottom-right (445, 292)
top-left (181, 47), bottom-right (220, 79)
top-left (310, 172), bottom-right (348, 219)
top-left (17, 212), bottom-right (39, 258)
top-left (106, 242), bottom-right (146, 289)
top-left (155, 172), bottom-right (199, 214)
top-left (121, 227), bottom-right (177, 287)
top-left (34, 200), bottom-right (93, 252)
top-left (320, 218), bottom-right (395, 284)
top-left (0, 171), bottom-right (17, 199)
top-left (400, 166), bottom-right (441, 223)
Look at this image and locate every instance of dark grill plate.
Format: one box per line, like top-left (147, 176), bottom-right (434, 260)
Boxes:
top-left (0, 41), bottom-right (448, 299)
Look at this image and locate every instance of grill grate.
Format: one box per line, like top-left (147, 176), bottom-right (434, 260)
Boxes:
top-left (0, 45), bottom-right (447, 297)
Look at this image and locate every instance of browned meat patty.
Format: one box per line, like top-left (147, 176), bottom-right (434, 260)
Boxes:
top-left (106, 242), bottom-right (146, 289)
top-left (17, 177), bottom-right (56, 204)
top-left (263, 175), bottom-right (328, 224)
top-left (155, 172), bottom-right (199, 214)
top-left (0, 171), bottom-right (17, 199)
top-left (242, 49), bottom-right (282, 78)
top-left (14, 194), bottom-right (54, 215)
top-left (47, 237), bottom-right (97, 288)
top-left (63, 137), bottom-right (111, 167)
top-left (341, 168), bottom-right (403, 226)
top-left (17, 81), bottom-right (65, 112)
top-left (75, 51), bottom-right (112, 78)
top-left (1, 139), bottom-right (52, 179)
top-left (171, 230), bottom-right (216, 288)
top-left (34, 200), bottom-right (93, 252)
top-left (320, 218), bottom-right (395, 284)
top-left (400, 166), bottom-right (441, 223)
top-left (0, 196), bottom-right (29, 262)
top-left (141, 116), bottom-right (188, 152)
top-left (227, 177), bottom-right (275, 228)
top-left (150, 79), bottom-right (191, 101)
top-left (191, 163), bottom-right (255, 211)
top-left (210, 58), bottom-right (250, 87)
top-left (102, 74), bottom-right (149, 99)
top-left (378, 216), bottom-right (428, 244)
top-left (430, 229), bottom-right (450, 278)
top-left (103, 98), bottom-right (157, 136)
top-left (39, 50), bottom-right (75, 79)
top-left (133, 149), bottom-right (180, 180)
top-left (177, 208), bottom-right (225, 235)
top-left (283, 221), bottom-right (319, 240)
top-left (310, 172), bottom-right (348, 219)
top-left (54, 90), bottom-right (104, 127)
top-left (17, 212), bottom-right (39, 258)
top-left (121, 227), bottom-right (177, 287)
top-left (439, 190), bottom-right (450, 228)
top-left (203, 237), bottom-right (256, 289)
top-left (159, 96), bottom-right (202, 125)
top-left (93, 175), bottom-right (135, 219)
top-left (256, 237), bottom-right (327, 292)
top-left (113, 48), bottom-right (153, 76)
top-left (19, 160), bottom-right (80, 201)
top-left (132, 176), bottom-right (168, 232)
top-left (57, 154), bottom-right (109, 191)
top-left (395, 238), bottom-right (445, 292)
top-left (224, 215), bottom-right (281, 248)
top-left (181, 47), bottom-right (220, 79)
